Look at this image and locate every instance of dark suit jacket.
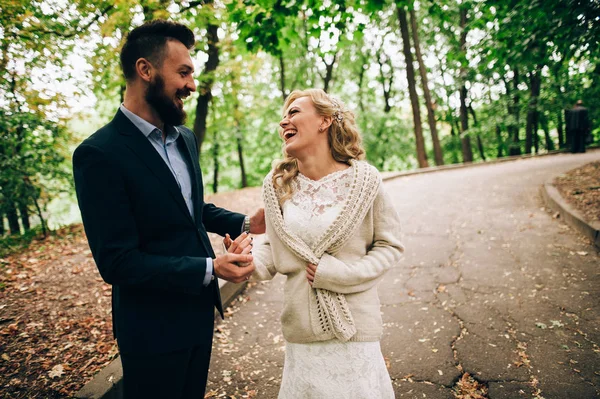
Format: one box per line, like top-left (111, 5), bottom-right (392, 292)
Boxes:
top-left (566, 106), bottom-right (590, 131)
top-left (73, 110), bottom-right (245, 355)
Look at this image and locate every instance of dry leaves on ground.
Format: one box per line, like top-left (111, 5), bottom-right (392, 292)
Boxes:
top-left (554, 161), bottom-right (600, 222)
top-left (0, 224), bottom-right (116, 399)
top-left (0, 187), bottom-right (264, 398)
top-left (452, 373), bottom-right (489, 399)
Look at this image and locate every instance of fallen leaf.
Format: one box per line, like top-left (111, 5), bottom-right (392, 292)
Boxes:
top-left (49, 364), bottom-right (64, 379)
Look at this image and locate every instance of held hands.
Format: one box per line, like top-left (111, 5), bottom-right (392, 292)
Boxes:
top-left (214, 232), bottom-right (254, 284)
top-left (306, 263), bottom-right (317, 286)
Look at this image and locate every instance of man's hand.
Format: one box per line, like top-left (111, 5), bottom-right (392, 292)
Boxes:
top-left (214, 253), bottom-right (255, 283)
top-left (215, 232), bottom-right (254, 283)
top-left (249, 208), bottom-right (266, 234)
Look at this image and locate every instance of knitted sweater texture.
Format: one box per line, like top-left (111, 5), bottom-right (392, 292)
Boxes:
top-left (253, 160), bottom-right (404, 344)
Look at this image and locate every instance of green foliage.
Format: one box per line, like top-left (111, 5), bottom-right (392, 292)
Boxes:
top-left (0, 0), bottom-right (87, 235)
top-left (0, 225), bottom-right (49, 258)
top-left (2, 0), bottom-right (599, 221)
top-left (0, 108), bottom-right (72, 234)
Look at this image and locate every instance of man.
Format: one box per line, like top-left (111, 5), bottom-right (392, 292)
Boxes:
top-left (566, 100), bottom-right (591, 153)
top-left (73, 20), bottom-right (264, 398)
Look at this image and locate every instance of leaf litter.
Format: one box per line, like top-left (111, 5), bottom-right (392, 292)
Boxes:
top-left (0, 188), bottom-right (264, 398)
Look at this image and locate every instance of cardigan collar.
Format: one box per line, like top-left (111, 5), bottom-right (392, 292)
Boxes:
top-left (263, 159), bottom-right (381, 263)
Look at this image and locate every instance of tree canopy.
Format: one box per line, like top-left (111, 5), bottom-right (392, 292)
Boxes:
top-left (1, 0), bottom-right (599, 234)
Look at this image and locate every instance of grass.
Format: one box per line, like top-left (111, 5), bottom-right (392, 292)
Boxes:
top-left (0, 225), bottom-right (49, 259)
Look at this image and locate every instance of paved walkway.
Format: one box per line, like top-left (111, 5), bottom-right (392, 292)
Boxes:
top-left (206, 151), bottom-right (600, 399)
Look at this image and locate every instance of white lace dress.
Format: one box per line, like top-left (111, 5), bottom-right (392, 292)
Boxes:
top-left (278, 168), bottom-right (395, 399)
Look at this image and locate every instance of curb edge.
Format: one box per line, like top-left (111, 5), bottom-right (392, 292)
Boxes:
top-left (541, 181), bottom-right (600, 250)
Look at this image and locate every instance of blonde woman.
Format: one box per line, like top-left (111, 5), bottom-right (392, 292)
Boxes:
top-left (249, 89), bottom-right (404, 397)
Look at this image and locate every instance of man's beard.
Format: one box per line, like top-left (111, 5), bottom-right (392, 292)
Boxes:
top-left (145, 74), bottom-right (188, 127)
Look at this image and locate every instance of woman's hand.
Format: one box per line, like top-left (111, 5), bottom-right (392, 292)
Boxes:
top-left (306, 263), bottom-right (318, 286)
top-left (224, 232), bottom-right (253, 255)
top-left (223, 232), bottom-right (253, 269)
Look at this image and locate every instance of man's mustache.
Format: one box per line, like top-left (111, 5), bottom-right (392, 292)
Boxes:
top-left (176, 89), bottom-right (191, 99)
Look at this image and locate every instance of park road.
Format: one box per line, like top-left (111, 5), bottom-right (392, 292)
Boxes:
top-left (206, 150), bottom-right (600, 399)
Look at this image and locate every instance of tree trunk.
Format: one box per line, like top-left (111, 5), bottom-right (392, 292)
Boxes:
top-left (236, 137), bottom-right (247, 188)
top-left (533, 109), bottom-right (540, 154)
top-left (487, 83), bottom-right (503, 158)
top-left (504, 69), bottom-right (522, 156)
top-left (234, 102), bottom-right (247, 188)
top-left (32, 195), bottom-right (47, 238)
top-left (397, 5), bottom-right (428, 168)
top-left (556, 110), bottom-right (564, 148)
top-left (525, 68), bottom-right (541, 154)
top-left (513, 68), bottom-right (521, 144)
top-left (468, 105), bottom-right (485, 161)
top-left (459, 86), bottom-right (472, 162)
top-left (377, 50), bottom-right (393, 113)
top-left (525, 110), bottom-right (535, 154)
top-left (357, 53), bottom-right (368, 114)
top-left (6, 202), bottom-right (20, 235)
top-left (322, 52), bottom-right (337, 93)
top-left (496, 124), bottom-right (503, 157)
top-left (410, 8), bottom-right (443, 166)
top-left (458, 5), bottom-right (473, 163)
top-left (476, 135), bottom-right (486, 160)
top-left (376, 122), bottom-right (388, 170)
top-left (193, 15), bottom-right (219, 154)
top-left (279, 53), bottom-right (287, 103)
top-left (375, 51), bottom-right (393, 170)
top-left (0, 214), bottom-right (5, 236)
top-left (449, 123), bottom-right (460, 164)
top-left (541, 113), bottom-right (554, 151)
top-left (212, 141), bottom-right (219, 194)
top-left (433, 42), bottom-right (458, 164)
top-left (18, 202), bottom-right (30, 231)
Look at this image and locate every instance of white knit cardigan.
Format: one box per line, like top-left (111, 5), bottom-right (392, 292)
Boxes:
top-left (252, 160), bottom-right (404, 344)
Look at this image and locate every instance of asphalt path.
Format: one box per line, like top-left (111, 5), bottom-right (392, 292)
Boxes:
top-left (206, 151), bottom-right (600, 399)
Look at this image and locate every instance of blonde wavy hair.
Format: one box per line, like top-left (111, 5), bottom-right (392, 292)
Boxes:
top-left (272, 88), bottom-right (365, 203)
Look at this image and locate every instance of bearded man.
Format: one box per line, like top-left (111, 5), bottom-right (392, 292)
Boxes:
top-left (73, 20), bottom-right (264, 398)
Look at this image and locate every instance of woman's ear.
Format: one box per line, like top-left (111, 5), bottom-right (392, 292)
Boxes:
top-left (135, 58), bottom-right (153, 83)
top-left (320, 115), bottom-right (333, 132)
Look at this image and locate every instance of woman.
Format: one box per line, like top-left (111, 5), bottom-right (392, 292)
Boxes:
top-left (247, 88), bottom-right (403, 397)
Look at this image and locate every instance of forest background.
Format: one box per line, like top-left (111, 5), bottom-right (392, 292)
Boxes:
top-left (1, 0), bottom-right (599, 245)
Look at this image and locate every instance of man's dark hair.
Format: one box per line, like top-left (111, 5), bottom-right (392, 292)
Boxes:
top-left (120, 20), bottom-right (195, 81)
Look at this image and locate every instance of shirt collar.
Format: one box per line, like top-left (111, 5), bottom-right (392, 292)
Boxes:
top-left (119, 104), bottom-right (180, 141)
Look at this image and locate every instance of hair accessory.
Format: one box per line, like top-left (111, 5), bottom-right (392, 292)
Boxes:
top-left (329, 97), bottom-right (344, 123)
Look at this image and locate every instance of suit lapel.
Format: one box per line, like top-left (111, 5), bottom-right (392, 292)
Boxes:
top-left (177, 127), bottom-right (203, 227)
top-left (176, 127), bottom-right (215, 256)
top-left (113, 110), bottom-right (194, 225)
top-left (176, 128), bottom-right (224, 318)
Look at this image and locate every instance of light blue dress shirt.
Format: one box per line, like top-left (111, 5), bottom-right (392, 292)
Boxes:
top-left (119, 104), bottom-right (214, 286)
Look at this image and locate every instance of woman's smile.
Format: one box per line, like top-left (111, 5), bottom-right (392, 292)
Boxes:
top-left (283, 129), bottom-right (298, 141)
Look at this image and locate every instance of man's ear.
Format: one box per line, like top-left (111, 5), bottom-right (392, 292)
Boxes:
top-left (135, 58), bottom-right (153, 83)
